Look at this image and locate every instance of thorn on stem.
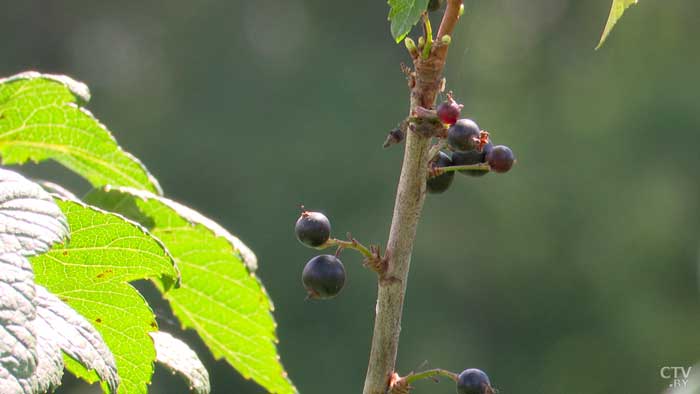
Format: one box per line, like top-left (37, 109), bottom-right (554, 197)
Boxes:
top-left (383, 128), bottom-right (406, 148)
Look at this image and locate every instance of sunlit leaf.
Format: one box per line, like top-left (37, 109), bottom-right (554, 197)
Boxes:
top-left (0, 167), bottom-right (68, 393)
top-left (0, 72), bottom-right (162, 194)
top-left (596, 0), bottom-right (639, 49)
top-left (30, 199), bottom-right (178, 394)
top-left (151, 331), bottom-right (209, 394)
top-left (85, 186), bottom-right (297, 394)
top-left (33, 285), bottom-right (119, 393)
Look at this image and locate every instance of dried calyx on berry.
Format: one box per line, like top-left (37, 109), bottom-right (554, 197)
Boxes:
top-left (295, 210), bottom-right (331, 247)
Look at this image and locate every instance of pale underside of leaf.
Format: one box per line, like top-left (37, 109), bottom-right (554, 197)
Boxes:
top-left (0, 167), bottom-right (68, 393)
top-left (388, 0), bottom-right (430, 42)
top-left (20, 325), bottom-right (63, 394)
top-left (596, 0), bottom-right (639, 49)
top-left (0, 72), bottom-right (162, 194)
top-left (34, 180), bottom-right (79, 201)
top-left (30, 199), bottom-right (179, 394)
top-left (150, 331), bottom-right (210, 394)
top-left (34, 285), bottom-right (119, 393)
top-left (84, 186), bottom-right (297, 394)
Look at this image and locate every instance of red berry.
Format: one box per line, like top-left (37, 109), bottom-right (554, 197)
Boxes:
top-left (437, 99), bottom-right (462, 125)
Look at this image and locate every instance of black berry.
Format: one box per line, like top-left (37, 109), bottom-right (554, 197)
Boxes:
top-left (426, 151), bottom-right (455, 194)
top-left (486, 145), bottom-right (515, 173)
top-left (302, 255), bottom-right (346, 299)
top-left (295, 211), bottom-right (331, 247)
top-left (452, 141), bottom-right (493, 177)
top-left (437, 99), bottom-right (461, 125)
top-left (428, 0), bottom-right (444, 12)
top-left (447, 119), bottom-right (480, 152)
top-left (456, 369), bottom-right (493, 394)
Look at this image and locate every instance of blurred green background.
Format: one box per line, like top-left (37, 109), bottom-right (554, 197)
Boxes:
top-left (2, 0), bottom-right (699, 393)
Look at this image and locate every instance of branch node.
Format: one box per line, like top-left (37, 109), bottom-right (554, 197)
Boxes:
top-left (388, 372), bottom-right (412, 394)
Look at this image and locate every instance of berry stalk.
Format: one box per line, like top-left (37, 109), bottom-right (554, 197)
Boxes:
top-left (362, 1), bottom-right (464, 393)
top-left (434, 163), bottom-right (490, 174)
top-left (318, 237), bottom-right (374, 259)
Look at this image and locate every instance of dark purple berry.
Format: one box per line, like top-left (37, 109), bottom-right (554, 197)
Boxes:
top-left (447, 119), bottom-right (480, 152)
top-left (302, 255), bottom-right (346, 299)
top-left (452, 141), bottom-right (493, 177)
top-left (426, 151), bottom-right (455, 194)
top-left (456, 369), bottom-right (493, 394)
top-left (486, 145), bottom-right (515, 173)
top-left (295, 211), bottom-right (331, 247)
top-left (428, 0), bottom-right (444, 12)
top-left (437, 99), bottom-right (461, 125)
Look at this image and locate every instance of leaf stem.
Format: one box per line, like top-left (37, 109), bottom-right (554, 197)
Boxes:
top-left (421, 13), bottom-right (433, 59)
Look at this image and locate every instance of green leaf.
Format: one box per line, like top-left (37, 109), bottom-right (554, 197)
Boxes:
top-left (34, 285), bottom-right (119, 393)
top-left (0, 72), bottom-right (162, 194)
top-left (30, 199), bottom-right (179, 394)
top-left (388, 0), bottom-right (430, 43)
top-left (85, 187), bottom-right (297, 394)
top-left (596, 0), bottom-right (639, 49)
top-left (0, 167), bottom-right (69, 394)
top-left (151, 331), bottom-right (210, 394)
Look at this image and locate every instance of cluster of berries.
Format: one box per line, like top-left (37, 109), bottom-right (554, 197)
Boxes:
top-left (427, 97), bottom-right (515, 194)
top-left (295, 211), bottom-right (346, 299)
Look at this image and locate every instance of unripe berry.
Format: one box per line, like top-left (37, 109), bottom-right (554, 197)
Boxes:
top-left (302, 255), bottom-right (346, 299)
top-left (426, 151), bottom-right (454, 194)
top-left (452, 141), bottom-right (492, 177)
top-left (456, 369), bottom-right (493, 394)
top-left (486, 145), bottom-right (515, 173)
top-left (437, 98), bottom-right (462, 125)
top-left (295, 211), bottom-right (331, 247)
top-left (448, 119), bottom-right (480, 152)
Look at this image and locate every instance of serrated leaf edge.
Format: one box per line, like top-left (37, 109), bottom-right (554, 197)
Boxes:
top-left (0, 72), bottom-right (163, 195)
top-left (53, 195), bottom-right (181, 289)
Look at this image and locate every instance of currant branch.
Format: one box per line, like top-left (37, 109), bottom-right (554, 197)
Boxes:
top-left (389, 368), bottom-right (495, 394)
